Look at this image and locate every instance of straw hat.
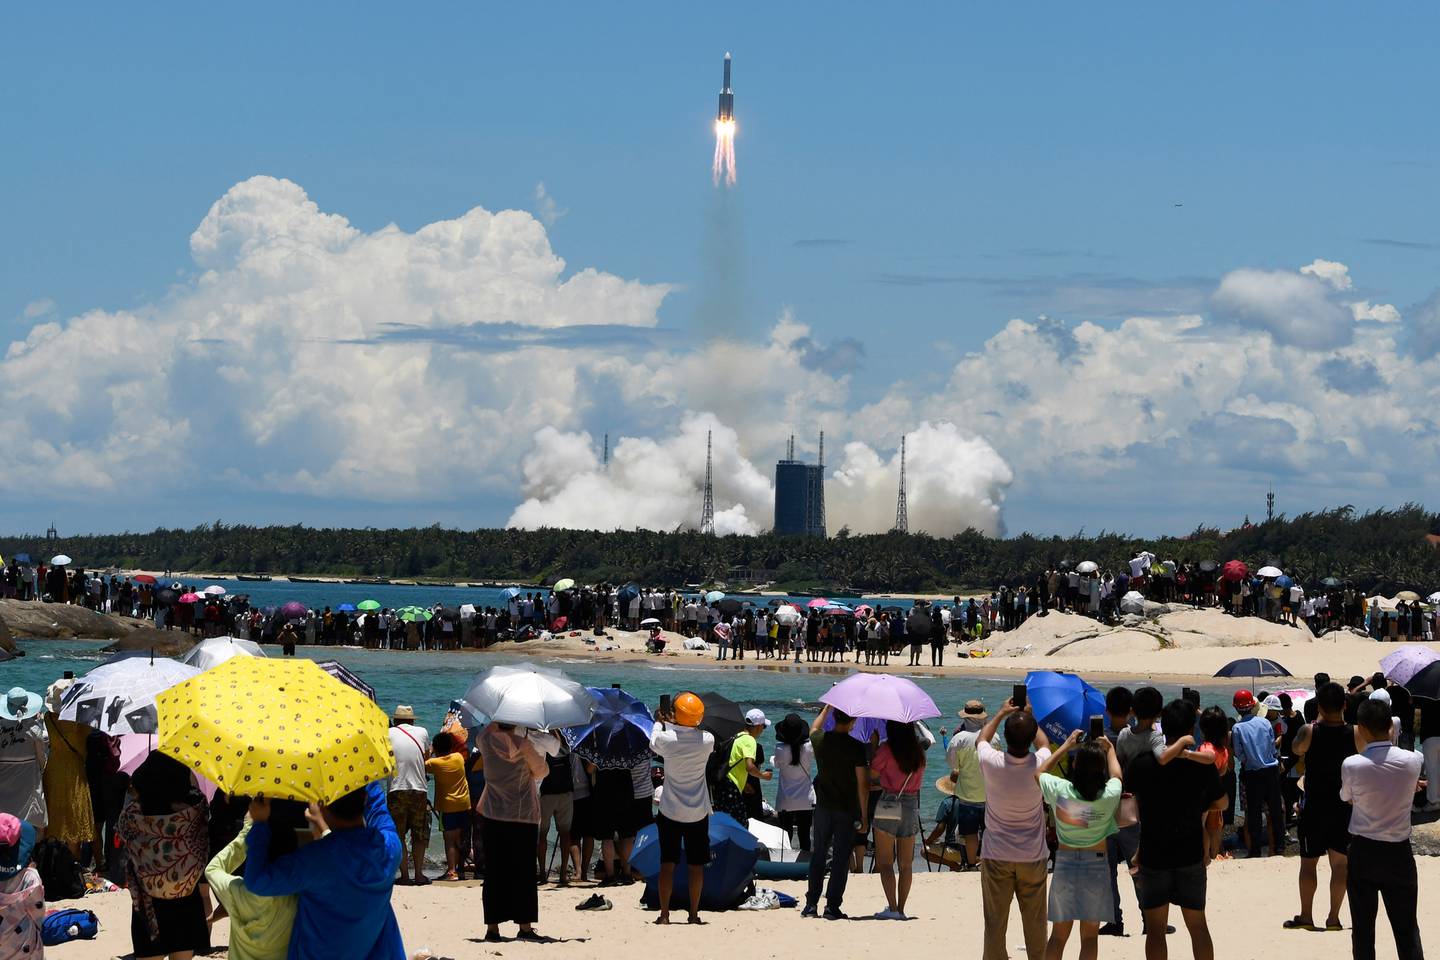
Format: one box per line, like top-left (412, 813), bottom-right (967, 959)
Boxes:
top-left (956, 699), bottom-right (988, 721)
top-left (392, 704), bottom-right (417, 722)
top-left (934, 771), bottom-right (959, 797)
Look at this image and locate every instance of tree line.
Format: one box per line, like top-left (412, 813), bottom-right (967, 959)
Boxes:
top-left (3, 505), bottom-right (1438, 594)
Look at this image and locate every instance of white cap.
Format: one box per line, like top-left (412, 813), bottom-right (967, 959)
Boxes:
top-left (1369, 688), bottom-right (1392, 706)
top-left (744, 708), bottom-right (770, 728)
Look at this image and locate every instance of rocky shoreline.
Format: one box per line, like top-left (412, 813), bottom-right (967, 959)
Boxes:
top-left (0, 599), bottom-right (193, 657)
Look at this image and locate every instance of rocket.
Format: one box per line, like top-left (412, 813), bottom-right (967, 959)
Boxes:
top-left (717, 52), bottom-right (734, 122)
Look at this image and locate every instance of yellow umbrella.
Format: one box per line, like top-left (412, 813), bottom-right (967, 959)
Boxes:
top-left (156, 657), bottom-right (395, 804)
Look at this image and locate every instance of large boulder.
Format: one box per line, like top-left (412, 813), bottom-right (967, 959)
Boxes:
top-left (101, 628), bottom-right (195, 659)
top-left (0, 599), bottom-right (151, 640)
top-left (0, 613), bottom-right (13, 652)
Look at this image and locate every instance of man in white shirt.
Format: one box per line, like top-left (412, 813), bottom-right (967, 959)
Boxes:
top-left (386, 705), bottom-right (432, 885)
top-left (648, 692), bottom-right (715, 925)
top-left (1340, 698), bottom-right (1423, 960)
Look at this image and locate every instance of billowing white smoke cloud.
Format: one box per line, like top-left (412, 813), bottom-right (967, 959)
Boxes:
top-left (508, 417), bottom-right (1013, 537)
top-left (829, 422), bottom-right (1012, 536)
top-left (508, 415), bottom-right (773, 535)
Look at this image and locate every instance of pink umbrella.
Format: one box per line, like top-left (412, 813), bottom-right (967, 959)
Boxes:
top-left (178, 592), bottom-right (201, 603)
top-left (805, 598), bottom-right (831, 609)
top-left (1380, 645), bottom-right (1440, 688)
top-left (117, 733), bottom-right (219, 801)
top-left (853, 604), bottom-right (874, 617)
top-left (819, 673), bottom-right (940, 722)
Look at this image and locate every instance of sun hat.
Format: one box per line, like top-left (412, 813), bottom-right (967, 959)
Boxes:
top-left (1261, 694), bottom-right (1283, 711)
top-left (673, 692), bottom-right (705, 728)
top-left (957, 699), bottom-right (988, 721)
top-left (1232, 690), bottom-right (1257, 712)
top-left (392, 704), bottom-right (417, 722)
top-left (0, 687), bottom-right (42, 723)
top-left (934, 772), bottom-right (958, 797)
top-left (744, 708), bottom-right (770, 729)
top-left (0, 813), bottom-right (36, 880)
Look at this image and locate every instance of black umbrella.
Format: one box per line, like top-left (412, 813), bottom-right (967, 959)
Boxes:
top-left (1403, 660), bottom-right (1440, 701)
top-left (906, 608), bottom-right (932, 638)
top-left (156, 588), bottom-right (176, 605)
top-left (716, 598), bottom-right (743, 615)
top-left (1213, 658), bottom-right (1291, 686)
top-left (696, 691), bottom-right (746, 742)
top-left (437, 607), bottom-right (461, 621)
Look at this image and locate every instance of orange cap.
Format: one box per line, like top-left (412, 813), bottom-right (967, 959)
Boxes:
top-left (673, 692), bottom-right (705, 728)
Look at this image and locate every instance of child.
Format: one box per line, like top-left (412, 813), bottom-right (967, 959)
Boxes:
top-left (424, 732), bottom-right (472, 881)
top-left (1153, 705), bottom-right (1230, 864)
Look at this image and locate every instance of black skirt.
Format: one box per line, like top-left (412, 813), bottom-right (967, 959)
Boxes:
top-left (130, 889), bottom-right (211, 958)
top-left (481, 817), bottom-right (539, 925)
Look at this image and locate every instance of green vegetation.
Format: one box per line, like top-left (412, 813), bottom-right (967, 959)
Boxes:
top-left (4, 505), bottom-right (1438, 593)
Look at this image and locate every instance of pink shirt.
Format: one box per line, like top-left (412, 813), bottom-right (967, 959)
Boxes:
top-left (976, 740), bottom-right (1052, 863)
top-left (871, 743), bottom-right (925, 794)
top-left (477, 725), bottom-right (548, 824)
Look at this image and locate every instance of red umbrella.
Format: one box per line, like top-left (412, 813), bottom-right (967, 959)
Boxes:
top-left (133, 574), bottom-right (157, 585)
top-left (1221, 560), bottom-right (1249, 583)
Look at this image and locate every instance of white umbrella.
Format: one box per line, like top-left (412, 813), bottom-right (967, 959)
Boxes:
top-left (1257, 565), bottom-right (1283, 578)
top-left (462, 663), bottom-right (597, 729)
top-left (1076, 561), bottom-right (1099, 575)
top-left (1428, 591), bottom-right (1440, 605)
top-left (459, 603), bottom-right (477, 616)
top-left (50, 554), bottom-right (72, 566)
top-left (1119, 590), bottom-right (1147, 615)
top-left (202, 585), bottom-right (227, 596)
top-left (774, 606), bottom-right (803, 625)
top-left (177, 636), bottom-right (267, 672)
top-left (640, 617), bottom-right (661, 627)
top-left (59, 654), bottom-right (200, 734)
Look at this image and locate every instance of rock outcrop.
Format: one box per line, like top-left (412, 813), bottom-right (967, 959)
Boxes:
top-left (983, 607), bottom-right (1315, 660)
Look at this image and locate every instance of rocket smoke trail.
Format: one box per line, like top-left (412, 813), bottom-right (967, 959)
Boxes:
top-left (713, 53), bottom-right (736, 186)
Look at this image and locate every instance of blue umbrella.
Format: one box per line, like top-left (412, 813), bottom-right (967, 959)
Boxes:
top-left (336, 602), bottom-right (357, 613)
top-left (12, 553), bottom-right (31, 564)
top-left (633, 813), bottom-right (759, 911)
top-left (704, 590), bottom-right (726, 603)
top-left (500, 586), bottom-right (522, 600)
top-left (1274, 575), bottom-right (1294, 590)
top-left (617, 582), bottom-right (640, 603)
top-left (1025, 671), bottom-right (1106, 745)
top-left (562, 687), bottom-right (654, 770)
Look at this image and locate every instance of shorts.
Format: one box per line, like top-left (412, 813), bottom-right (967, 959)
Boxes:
top-left (1298, 802), bottom-right (1351, 858)
top-left (872, 792), bottom-right (921, 839)
top-left (656, 814), bottom-right (712, 866)
top-left (1049, 850), bottom-right (1114, 922)
top-left (441, 810), bottom-right (469, 831)
top-left (1136, 862), bottom-right (1206, 912)
top-left (388, 790), bottom-right (431, 850)
top-left (540, 792), bottom-right (575, 834)
top-left (951, 800), bottom-right (984, 836)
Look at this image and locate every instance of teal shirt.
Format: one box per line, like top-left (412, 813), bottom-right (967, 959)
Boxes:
top-left (1039, 774), bottom-right (1122, 848)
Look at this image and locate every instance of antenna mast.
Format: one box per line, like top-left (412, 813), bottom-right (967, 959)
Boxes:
top-left (894, 435), bottom-right (909, 533)
top-left (700, 430), bottom-right (715, 535)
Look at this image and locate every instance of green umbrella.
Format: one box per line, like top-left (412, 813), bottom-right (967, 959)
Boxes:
top-left (554, 578), bottom-right (576, 592)
top-left (396, 606), bottom-right (432, 622)
top-left (357, 599), bottom-right (381, 611)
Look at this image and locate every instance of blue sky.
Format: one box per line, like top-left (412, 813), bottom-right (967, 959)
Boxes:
top-left (3, 4), bottom-right (1439, 537)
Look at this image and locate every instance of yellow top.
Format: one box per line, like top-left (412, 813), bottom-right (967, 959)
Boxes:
top-left (425, 753), bottom-right (472, 813)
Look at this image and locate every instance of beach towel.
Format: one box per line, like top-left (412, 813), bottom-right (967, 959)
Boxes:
top-left (117, 795), bottom-right (208, 938)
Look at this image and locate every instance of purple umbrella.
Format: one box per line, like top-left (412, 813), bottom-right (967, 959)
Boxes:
top-left (1381, 645), bottom-right (1440, 688)
top-left (818, 673), bottom-right (940, 723)
top-left (278, 600), bottom-right (308, 620)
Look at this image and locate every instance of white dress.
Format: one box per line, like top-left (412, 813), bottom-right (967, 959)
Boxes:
top-left (774, 741), bottom-right (816, 812)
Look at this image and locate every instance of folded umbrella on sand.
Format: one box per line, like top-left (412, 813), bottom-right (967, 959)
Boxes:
top-left (462, 663), bottom-right (596, 729)
top-left (634, 813), bottom-right (759, 910)
top-left (156, 657), bottom-right (394, 804)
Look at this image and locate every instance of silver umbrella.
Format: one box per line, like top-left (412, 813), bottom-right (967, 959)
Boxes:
top-left (177, 637), bottom-right (267, 672)
top-left (58, 653), bottom-right (200, 734)
top-left (461, 663), bottom-right (596, 729)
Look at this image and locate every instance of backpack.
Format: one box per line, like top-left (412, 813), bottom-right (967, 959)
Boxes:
top-left (42, 907), bottom-right (100, 945)
top-left (34, 838), bottom-right (86, 901)
top-left (705, 734), bottom-right (744, 797)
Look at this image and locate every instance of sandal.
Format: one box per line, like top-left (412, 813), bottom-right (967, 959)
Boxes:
top-left (1283, 917), bottom-right (1316, 931)
top-left (1324, 921), bottom-right (1344, 932)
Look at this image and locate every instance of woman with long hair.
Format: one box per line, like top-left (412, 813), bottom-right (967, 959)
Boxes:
top-left (1036, 731), bottom-right (1123, 960)
top-left (870, 720), bottom-right (926, 919)
top-left (774, 714), bottom-right (816, 852)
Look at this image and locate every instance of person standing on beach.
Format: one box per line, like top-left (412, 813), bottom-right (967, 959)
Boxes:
top-left (648, 693), bottom-right (714, 925)
top-left (714, 711), bottom-right (771, 823)
top-left (1123, 700), bottom-right (1225, 960)
top-left (475, 723), bottom-right (552, 942)
top-left (802, 705), bottom-right (868, 920)
top-left (975, 698), bottom-right (1050, 960)
top-left (1286, 681), bottom-right (1353, 933)
top-left (870, 719), bottom-right (925, 920)
top-left (1342, 698), bottom-right (1424, 960)
top-left (944, 700), bottom-right (989, 869)
top-left (385, 706), bottom-right (431, 885)
top-left (1230, 690), bottom-right (1285, 857)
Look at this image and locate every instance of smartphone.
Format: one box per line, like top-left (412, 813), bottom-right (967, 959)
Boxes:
top-left (1089, 714), bottom-right (1104, 741)
top-left (1012, 683), bottom-right (1027, 710)
top-left (612, 683), bottom-right (623, 689)
top-left (63, 670), bottom-right (75, 680)
top-left (658, 694), bottom-right (671, 718)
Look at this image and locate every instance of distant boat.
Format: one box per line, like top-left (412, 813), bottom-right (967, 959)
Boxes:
top-left (347, 577), bottom-right (392, 585)
top-left (288, 576), bottom-right (325, 583)
top-left (236, 574), bottom-right (272, 582)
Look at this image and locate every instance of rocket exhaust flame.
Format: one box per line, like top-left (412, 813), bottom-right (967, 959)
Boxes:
top-left (712, 53), bottom-right (736, 186)
top-left (713, 119), bottom-right (736, 187)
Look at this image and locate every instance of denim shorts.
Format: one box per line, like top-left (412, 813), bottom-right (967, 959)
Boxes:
top-left (1048, 849), bottom-right (1114, 922)
top-left (873, 792), bottom-right (921, 838)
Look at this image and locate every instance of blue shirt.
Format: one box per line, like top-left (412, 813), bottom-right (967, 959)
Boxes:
top-left (245, 782), bottom-right (405, 960)
top-left (1230, 714), bottom-right (1278, 772)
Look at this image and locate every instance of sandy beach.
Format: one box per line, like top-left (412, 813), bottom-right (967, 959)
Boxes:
top-left (55, 856), bottom-right (1440, 960)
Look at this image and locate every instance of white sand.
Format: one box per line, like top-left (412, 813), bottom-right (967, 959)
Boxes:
top-left (58, 856), bottom-right (1438, 959)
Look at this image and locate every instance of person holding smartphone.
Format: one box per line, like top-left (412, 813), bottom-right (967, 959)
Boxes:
top-left (647, 693), bottom-right (714, 925)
